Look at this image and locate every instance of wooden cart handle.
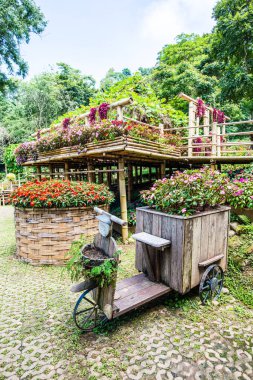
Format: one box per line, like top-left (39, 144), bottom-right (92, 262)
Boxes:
top-left (94, 207), bottom-right (127, 226)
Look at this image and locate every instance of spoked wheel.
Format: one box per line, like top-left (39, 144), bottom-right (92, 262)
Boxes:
top-left (199, 264), bottom-right (224, 305)
top-left (73, 288), bottom-right (107, 332)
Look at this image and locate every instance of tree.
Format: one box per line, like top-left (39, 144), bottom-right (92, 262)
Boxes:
top-left (212, 0), bottom-right (253, 103)
top-left (100, 68), bottom-right (132, 91)
top-left (0, 0), bottom-right (46, 91)
top-left (0, 64), bottom-right (96, 143)
top-left (56, 63), bottom-right (96, 109)
top-left (152, 34), bottom-right (219, 103)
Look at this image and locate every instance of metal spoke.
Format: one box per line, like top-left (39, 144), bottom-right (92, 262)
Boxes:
top-left (75, 306), bottom-right (94, 316)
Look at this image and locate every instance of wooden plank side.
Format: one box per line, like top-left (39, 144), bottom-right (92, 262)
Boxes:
top-left (135, 209), bottom-right (144, 272)
top-left (216, 210), bottom-right (229, 271)
top-left (190, 216), bottom-right (202, 288)
top-left (160, 215), bottom-right (172, 286)
top-left (207, 213), bottom-right (217, 259)
top-left (169, 218), bottom-right (184, 292)
top-left (182, 219), bottom-right (193, 294)
top-left (114, 283), bottom-right (171, 317)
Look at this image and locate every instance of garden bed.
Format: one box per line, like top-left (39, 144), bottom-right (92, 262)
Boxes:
top-left (14, 205), bottom-right (108, 265)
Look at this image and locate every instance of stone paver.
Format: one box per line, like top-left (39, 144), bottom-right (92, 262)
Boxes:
top-left (0, 206), bottom-right (253, 379)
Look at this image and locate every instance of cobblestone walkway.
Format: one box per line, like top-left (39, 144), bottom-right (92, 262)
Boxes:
top-left (0, 206), bottom-right (252, 380)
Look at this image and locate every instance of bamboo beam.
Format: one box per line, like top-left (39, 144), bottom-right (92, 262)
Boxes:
top-left (118, 158), bottom-right (128, 243)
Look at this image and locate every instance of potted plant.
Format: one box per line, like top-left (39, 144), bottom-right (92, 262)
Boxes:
top-left (11, 179), bottom-right (114, 265)
top-left (137, 168), bottom-right (230, 294)
top-left (65, 237), bottom-right (118, 287)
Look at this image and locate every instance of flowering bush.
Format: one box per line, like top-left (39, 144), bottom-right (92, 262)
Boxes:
top-left (10, 180), bottom-right (114, 208)
top-left (141, 168), bottom-right (229, 216)
top-left (225, 177), bottom-right (253, 209)
top-left (15, 120), bottom-right (182, 164)
top-left (14, 142), bottom-right (37, 165)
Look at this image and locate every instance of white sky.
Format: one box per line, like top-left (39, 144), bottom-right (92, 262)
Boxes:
top-left (21, 0), bottom-right (218, 84)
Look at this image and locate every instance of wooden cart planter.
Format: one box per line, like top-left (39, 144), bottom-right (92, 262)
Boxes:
top-left (135, 206), bottom-right (230, 293)
top-left (71, 206), bottom-right (230, 332)
top-left (14, 205), bottom-right (108, 265)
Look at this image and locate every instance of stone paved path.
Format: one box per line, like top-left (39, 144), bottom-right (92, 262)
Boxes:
top-left (0, 206), bottom-right (252, 380)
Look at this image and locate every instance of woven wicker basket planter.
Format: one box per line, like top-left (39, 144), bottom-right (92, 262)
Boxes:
top-left (14, 205), bottom-right (108, 266)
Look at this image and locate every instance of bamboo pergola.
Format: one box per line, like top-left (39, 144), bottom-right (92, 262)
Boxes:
top-left (22, 95), bottom-right (253, 241)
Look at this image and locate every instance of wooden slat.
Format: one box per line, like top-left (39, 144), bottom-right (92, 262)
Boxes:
top-left (114, 280), bottom-right (171, 317)
top-left (198, 254), bottom-right (225, 267)
top-left (132, 232), bottom-right (171, 248)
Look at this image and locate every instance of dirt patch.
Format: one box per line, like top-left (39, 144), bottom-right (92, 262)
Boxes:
top-left (82, 245), bottom-right (106, 260)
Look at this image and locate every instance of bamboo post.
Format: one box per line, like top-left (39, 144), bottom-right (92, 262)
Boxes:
top-left (159, 123), bottom-right (164, 137)
top-left (160, 161), bottom-right (166, 178)
top-left (204, 109), bottom-right (210, 136)
top-left (87, 162), bottom-right (95, 183)
top-left (107, 165), bottom-right (112, 187)
top-left (36, 166), bottom-right (42, 181)
top-left (118, 159), bottom-right (128, 243)
top-left (211, 122), bottom-right (217, 157)
top-left (149, 166), bottom-right (152, 182)
top-left (64, 162), bottom-right (69, 180)
top-left (195, 116), bottom-right (200, 136)
top-left (98, 169), bottom-right (103, 184)
top-left (188, 101), bottom-right (195, 157)
top-left (139, 166), bottom-right (142, 184)
top-left (216, 125), bottom-right (221, 157)
top-left (127, 164), bottom-right (133, 203)
top-left (221, 123), bottom-right (226, 153)
top-left (49, 164), bottom-right (53, 179)
top-left (117, 106), bottom-right (123, 121)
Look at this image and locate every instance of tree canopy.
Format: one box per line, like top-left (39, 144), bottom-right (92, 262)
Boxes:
top-left (0, 0), bottom-right (46, 91)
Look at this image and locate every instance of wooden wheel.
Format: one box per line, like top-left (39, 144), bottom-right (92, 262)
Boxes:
top-left (73, 288), bottom-right (107, 332)
top-left (199, 264), bottom-right (224, 305)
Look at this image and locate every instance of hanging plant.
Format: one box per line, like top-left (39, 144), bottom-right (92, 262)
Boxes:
top-left (196, 99), bottom-right (206, 118)
top-left (89, 108), bottom-right (97, 124)
top-left (62, 118), bottom-right (71, 132)
top-left (98, 103), bottom-right (110, 120)
top-left (213, 109), bottom-right (225, 124)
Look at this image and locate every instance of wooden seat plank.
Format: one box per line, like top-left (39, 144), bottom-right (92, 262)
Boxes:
top-left (113, 281), bottom-right (171, 317)
top-left (132, 232), bottom-right (171, 249)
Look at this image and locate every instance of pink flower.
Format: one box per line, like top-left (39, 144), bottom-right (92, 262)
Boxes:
top-left (220, 190), bottom-right (225, 195)
top-left (182, 208), bottom-right (187, 214)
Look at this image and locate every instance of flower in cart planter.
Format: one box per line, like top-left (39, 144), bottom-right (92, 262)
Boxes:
top-left (10, 179), bottom-right (114, 208)
top-left (141, 167), bottom-right (229, 216)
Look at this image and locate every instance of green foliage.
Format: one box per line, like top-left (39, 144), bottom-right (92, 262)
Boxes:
top-left (212, 0), bottom-right (253, 103)
top-left (226, 234), bottom-right (253, 307)
top-left (3, 144), bottom-right (23, 174)
top-left (0, 0), bottom-right (46, 91)
top-left (65, 237), bottom-right (119, 287)
top-left (1, 65), bottom-right (96, 143)
top-left (153, 34), bottom-right (218, 103)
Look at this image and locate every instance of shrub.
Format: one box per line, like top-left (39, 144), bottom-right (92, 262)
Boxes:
top-left (225, 177), bottom-right (253, 209)
top-left (10, 179), bottom-right (114, 208)
top-left (141, 167), bottom-right (229, 216)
